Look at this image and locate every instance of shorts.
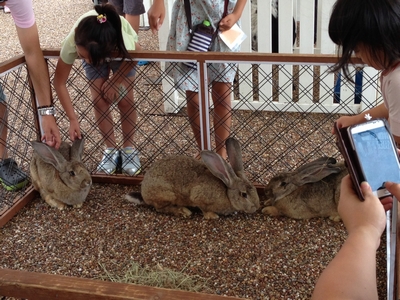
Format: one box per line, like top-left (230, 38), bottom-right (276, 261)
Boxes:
top-left (82, 60), bottom-right (136, 81)
top-left (0, 84), bottom-right (6, 103)
top-left (109, 0), bottom-right (145, 16)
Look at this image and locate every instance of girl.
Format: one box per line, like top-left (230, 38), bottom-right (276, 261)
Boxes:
top-left (54, 3), bottom-right (141, 175)
top-left (148, 0), bottom-right (247, 159)
top-left (329, 0), bottom-right (400, 144)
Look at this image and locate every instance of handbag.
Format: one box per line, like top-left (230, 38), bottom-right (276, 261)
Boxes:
top-left (183, 0), bottom-right (229, 68)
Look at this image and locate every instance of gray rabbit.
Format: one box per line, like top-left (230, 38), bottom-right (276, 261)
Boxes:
top-left (126, 137), bottom-right (260, 219)
top-left (30, 138), bottom-right (92, 210)
top-left (262, 157), bottom-right (347, 221)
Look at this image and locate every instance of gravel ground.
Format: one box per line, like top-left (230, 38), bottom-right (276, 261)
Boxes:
top-left (0, 1), bottom-right (389, 299)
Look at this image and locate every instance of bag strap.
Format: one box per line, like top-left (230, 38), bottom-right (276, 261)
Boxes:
top-left (184, 0), bottom-right (193, 34)
top-left (184, 0), bottom-right (229, 34)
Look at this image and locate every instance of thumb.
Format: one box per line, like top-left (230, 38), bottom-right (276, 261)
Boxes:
top-left (360, 181), bottom-right (373, 198)
top-left (385, 181), bottom-right (400, 199)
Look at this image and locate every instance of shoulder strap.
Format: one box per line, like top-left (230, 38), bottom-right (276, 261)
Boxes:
top-left (222, 0), bottom-right (229, 18)
top-left (185, 0), bottom-right (229, 34)
top-left (184, 0), bottom-right (193, 34)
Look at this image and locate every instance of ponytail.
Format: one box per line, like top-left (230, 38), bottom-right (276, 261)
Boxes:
top-left (75, 3), bottom-right (130, 66)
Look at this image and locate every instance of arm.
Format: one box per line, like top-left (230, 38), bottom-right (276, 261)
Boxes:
top-left (312, 176), bottom-right (388, 300)
top-left (15, 24), bottom-right (62, 148)
top-left (219, 0), bottom-right (247, 31)
top-left (147, 0), bottom-right (165, 34)
top-left (53, 58), bottom-right (81, 141)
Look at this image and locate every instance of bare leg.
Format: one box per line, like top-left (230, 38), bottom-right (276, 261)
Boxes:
top-left (186, 90), bottom-right (201, 151)
top-left (0, 102), bottom-right (7, 159)
top-left (117, 77), bottom-right (136, 148)
top-left (211, 82), bottom-right (232, 159)
top-left (90, 78), bottom-right (117, 149)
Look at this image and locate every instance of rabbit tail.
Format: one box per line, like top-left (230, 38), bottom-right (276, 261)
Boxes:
top-left (125, 192), bottom-right (145, 205)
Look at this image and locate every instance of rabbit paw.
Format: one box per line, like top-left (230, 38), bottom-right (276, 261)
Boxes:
top-left (261, 206), bottom-right (280, 217)
top-left (179, 207), bottom-right (193, 217)
top-left (203, 211), bottom-right (219, 219)
top-left (329, 214), bottom-right (341, 222)
top-left (44, 196), bottom-right (66, 210)
top-left (73, 203), bottom-right (83, 208)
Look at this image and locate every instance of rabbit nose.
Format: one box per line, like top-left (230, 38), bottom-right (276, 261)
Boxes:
top-left (81, 179), bottom-right (92, 188)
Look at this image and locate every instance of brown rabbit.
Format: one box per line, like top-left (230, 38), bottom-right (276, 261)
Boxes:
top-left (126, 137), bottom-right (260, 219)
top-left (262, 157), bottom-right (347, 221)
top-left (30, 138), bottom-right (92, 210)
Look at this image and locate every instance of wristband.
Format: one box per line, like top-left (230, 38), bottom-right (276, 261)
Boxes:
top-left (38, 106), bottom-right (56, 117)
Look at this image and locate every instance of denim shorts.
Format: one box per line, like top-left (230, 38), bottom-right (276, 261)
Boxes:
top-left (82, 60), bottom-right (136, 81)
top-left (0, 84), bottom-right (6, 103)
top-left (108, 0), bottom-right (145, 16)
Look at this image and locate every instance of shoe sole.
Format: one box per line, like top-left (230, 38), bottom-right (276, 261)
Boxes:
top-left (0, 178), bottom-right (28, 191)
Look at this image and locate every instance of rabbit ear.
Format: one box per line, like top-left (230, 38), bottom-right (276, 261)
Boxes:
top-left (226, 137), bottom-right (244, 174)
top-left (31, 141), bottom-right (67, 171)
top-left (201, 150), bottom-right (237, 188)
top-left (70, 138), bottom-right (85, 161)
top-left (292, 157), bottom-right (342, 185)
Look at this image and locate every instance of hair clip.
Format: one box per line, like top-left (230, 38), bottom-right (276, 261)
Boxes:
top-left (97, 14), bottom-right (107, 24)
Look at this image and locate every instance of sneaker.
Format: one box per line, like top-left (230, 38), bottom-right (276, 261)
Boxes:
top-left (97, 148), bottom-right (120, 174)
top-left (121, 147), bottom-right (141, 176)
top-left (0, 158), bottom-right (28, 191)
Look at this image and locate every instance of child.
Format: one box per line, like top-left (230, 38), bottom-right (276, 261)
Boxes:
top-left (329, 0), bottom-right (400, 144)
top-left (148, 0), bottom-right (247, 159)
top-left (54, 3), bottom-right (141, 175)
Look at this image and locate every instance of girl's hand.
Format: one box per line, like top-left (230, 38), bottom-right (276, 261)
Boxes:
top-left (219, 13), bottom-right (239, 31)
top-left (147, 0), bottom-right (165, 34)
top-left (68, 119), bottom-right (81, 141)
top-left (331, 115), bottom-right (360, 134)
top-left (101, 79), bottom-right (119, 103)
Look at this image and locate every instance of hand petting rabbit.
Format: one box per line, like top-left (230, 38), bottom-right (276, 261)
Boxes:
top-left (30, 138), bottom-right (92, 210)
top-left (262, 157), bottom-right (347, 221)
top-left (126, 137), bottom-right (260, 219)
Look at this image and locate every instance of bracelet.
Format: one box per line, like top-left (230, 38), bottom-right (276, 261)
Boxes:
top-left (38, 106), bottom-right (56, 117)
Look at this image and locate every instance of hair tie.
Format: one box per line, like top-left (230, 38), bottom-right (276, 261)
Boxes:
top-left (97, 14), bottom-right (107, 24)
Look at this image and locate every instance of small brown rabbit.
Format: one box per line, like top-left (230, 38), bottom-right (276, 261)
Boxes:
top-left (262, 157), bottom-right (347, 221)
top-left (30, 138), bottom-right (92, 210)
top-left (126, 137), bottom-right (260, 219)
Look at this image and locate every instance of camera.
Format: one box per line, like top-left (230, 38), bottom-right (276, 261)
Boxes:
top-left (334, 118), bottom-right (400, 200)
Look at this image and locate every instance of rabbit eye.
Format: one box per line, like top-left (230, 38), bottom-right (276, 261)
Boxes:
top-left (69, 171), bottom-right (76, 176)
top-left (240, 192), bottom-right (248, 198)
top-left (280, 182), bottom-right (287, 187)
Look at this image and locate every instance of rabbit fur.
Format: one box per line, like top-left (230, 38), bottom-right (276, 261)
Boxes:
top-left (126, 137), bottom-right (260, 219)
top-left (262, 157), bottom-right (347, 221)
top-left (30, 138), bottom-right (92, 210)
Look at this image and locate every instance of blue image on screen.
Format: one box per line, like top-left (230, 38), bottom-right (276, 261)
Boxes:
top-left (352, 126), bottom-right (400, 191)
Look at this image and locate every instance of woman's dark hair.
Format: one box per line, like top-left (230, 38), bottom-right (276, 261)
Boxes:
top-left (74, 4), bottom-right (130, 66)
top-left (329, 0), bottom-right (400, 80)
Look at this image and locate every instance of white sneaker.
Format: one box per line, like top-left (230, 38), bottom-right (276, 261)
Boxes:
top-left (121, 147), bottom-right (141, 176)
top-left (97, 148), bottom-right (120, 174)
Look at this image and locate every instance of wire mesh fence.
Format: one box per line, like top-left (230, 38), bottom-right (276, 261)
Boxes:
top-left (0, 51), bottom-right (381, 218)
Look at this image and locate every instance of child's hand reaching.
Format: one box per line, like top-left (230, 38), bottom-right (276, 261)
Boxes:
top-left (68, 119), bottom-right (82, 141)
top-left (219, 13), bottom-right (239, 31)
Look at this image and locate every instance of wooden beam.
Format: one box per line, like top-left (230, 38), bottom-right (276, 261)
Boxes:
top-left (0, 187), bottom-right (38, 228)
top-left (0, 268), bottom-right (244, 300)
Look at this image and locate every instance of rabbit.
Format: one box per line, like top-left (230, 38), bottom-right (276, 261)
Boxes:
top-left (262, 157), bottom-right (347, 221)
top-left (30, 138), bottom-right (92, 210)
top-left (125, 137), bottom-right (260, 219)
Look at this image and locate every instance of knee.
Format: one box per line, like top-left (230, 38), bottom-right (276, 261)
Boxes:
top-left (117, 97), bottom-right (134, 110)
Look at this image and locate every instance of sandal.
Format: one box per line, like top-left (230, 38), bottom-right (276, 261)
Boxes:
top-left (0, 158), bottom-right (28, 191)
